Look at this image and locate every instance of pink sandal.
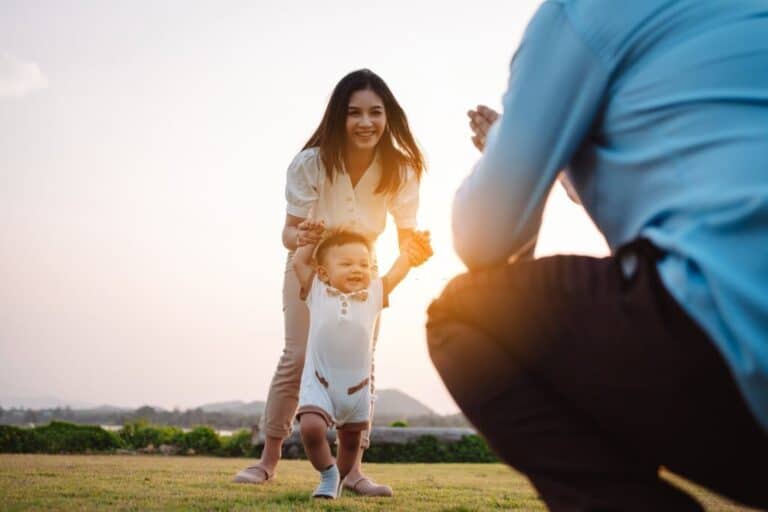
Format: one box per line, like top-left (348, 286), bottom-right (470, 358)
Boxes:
top-left (343, 476), bottom-right (393, 497)
top-left (232, 464), bottom-right (274, 484)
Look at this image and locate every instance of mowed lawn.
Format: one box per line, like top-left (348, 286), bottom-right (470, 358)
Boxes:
top-left (0, 455), bottom-right (757, 511)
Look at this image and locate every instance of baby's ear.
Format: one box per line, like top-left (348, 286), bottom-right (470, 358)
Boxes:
top-left (317, 266), bottom-right (329, 283)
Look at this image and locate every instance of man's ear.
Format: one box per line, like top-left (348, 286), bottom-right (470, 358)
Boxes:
top-left (317, 265), bottom-right (329, 283)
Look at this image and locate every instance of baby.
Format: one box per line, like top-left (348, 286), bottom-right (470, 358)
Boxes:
top-left (291, 224), bottom-right (431, 499)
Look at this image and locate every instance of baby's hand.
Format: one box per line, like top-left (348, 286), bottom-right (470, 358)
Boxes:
top-left (404, 230), bottom-right (433, 267)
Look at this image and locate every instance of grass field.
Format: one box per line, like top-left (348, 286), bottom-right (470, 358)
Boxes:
top-left (0, 455), bottom-right (757, 511)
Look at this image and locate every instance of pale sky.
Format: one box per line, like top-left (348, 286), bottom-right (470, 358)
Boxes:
top-left (0, 0), bottom-right (608, 414)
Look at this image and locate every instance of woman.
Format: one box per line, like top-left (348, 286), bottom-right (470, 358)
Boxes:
top-left (234, 69), bottom-right (427, 497)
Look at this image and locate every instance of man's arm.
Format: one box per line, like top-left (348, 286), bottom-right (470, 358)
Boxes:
top-left (453, 3), bottom-right (610, 270)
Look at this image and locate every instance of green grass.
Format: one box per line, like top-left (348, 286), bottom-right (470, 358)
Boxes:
top-left (0, 455), bottom-right (757, 511)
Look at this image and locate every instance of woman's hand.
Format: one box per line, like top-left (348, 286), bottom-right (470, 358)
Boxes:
top-left (296, 219), bottom-right (325, 247)
top-left (467, 105), bottom-right (500, 152)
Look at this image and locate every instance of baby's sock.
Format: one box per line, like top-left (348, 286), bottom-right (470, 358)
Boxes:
top-left (312, 464), bottom-right (341, 499)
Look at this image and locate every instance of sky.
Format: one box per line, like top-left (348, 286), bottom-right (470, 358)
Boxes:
top-left (0, 0), bottom-right (608, 414)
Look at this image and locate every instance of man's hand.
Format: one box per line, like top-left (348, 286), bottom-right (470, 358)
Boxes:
top-left (467, 105), bottom-right (500, 152)
top-left (468, 105), bottom-right (581, 205)
top-left (296, 219), bottom-right (325, 247)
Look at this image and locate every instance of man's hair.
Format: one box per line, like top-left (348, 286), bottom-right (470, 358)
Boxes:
top-left (315, 229), bottom-right (372, 265)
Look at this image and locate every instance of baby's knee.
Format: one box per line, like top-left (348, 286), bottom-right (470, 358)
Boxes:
top-left (299, 413), bottom-right (328, 442)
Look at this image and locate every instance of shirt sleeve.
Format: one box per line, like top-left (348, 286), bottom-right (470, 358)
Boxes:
top-left (285, 150), bottom-right (320, 219)
top-left (388, 167), bottom-right (420, 229)
top-left (452, 1), bottom-right (611, 270)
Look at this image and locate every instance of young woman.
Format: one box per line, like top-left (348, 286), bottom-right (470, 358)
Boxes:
top-left (234, 69), bottom-right (427, 497)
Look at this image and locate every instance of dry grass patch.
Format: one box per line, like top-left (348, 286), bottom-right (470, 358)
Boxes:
top-left (0, 455), bottom-right (756, 511)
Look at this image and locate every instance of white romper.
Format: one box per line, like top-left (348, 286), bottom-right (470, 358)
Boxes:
top-left (296, 276), bottom-right (386, 431)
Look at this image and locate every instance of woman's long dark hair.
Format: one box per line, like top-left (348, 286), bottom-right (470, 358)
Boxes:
top-left (303, 69), bottom-right (425, 195)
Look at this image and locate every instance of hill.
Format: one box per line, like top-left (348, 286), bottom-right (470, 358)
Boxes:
top-left (374, 389), bottom-right (434, 417)
top-left (198, 400), bottom-right (265, 415)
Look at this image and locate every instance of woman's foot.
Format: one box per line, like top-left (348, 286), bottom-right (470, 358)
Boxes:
top-left (233, 435), bottom-right (283, 484)
top-left (232, 463), bottom-right (274, 484)
top-left (343, 474), bottom-right (393, 497)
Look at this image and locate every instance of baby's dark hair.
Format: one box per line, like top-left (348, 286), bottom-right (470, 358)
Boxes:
top-left (315, 230), bottom-right (372, 264)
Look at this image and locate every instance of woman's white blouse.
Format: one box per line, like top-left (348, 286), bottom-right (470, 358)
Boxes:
top-left (285, 147), bottom-right (419, 240)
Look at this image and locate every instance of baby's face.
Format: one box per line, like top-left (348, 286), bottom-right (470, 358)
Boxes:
top-left (318, 242), bottom-right (372, 293)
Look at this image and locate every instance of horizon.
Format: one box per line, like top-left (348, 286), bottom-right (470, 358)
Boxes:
top-left (0, 387), bottom-right (437, 413)
top-left (0, 1), bottom-right (608, 416)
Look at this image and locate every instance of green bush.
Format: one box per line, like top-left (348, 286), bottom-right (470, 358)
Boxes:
top-left (218, 429), bottom-right (254, 457)
top-left (389, 420), bottom-right (408, 428)
top-left (119, 421), bottom-right (184, 449)
top-left (31, 421), bottom-right (124, 453)
top-left (120, 422), bottom-right (221, 454)
top-left (0, 421), bottom-right (497, 462)
top-left (0, 425), bottom-right (40, 453)
top-left (364, 435), bottom-right (498, 463)
top-left (180, 426), bottom-right (221, 454)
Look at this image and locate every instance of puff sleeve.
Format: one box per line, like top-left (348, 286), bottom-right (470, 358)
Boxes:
top-left (388, 167), bottom-right (420, 229)
top-left (285, 149), bottom-right (320, 218)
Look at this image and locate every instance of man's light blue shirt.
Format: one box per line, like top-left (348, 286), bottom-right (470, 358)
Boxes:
top-left (453, 0), bottom-right (768, 430)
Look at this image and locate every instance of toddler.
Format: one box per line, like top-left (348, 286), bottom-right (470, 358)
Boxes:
top-left (291, 224), bottom-right (431, 499)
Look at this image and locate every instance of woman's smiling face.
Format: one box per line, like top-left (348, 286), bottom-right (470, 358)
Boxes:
top-left (345, 89), bottom-right (386, 152)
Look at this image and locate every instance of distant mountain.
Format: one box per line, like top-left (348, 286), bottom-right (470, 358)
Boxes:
top-left (1, 388), bottom-right (435, 419)
top-left (79, 405), bottom-right (133, 413)
top-left (0, 395), bottom-right (95, 410)
top-left (198, 400), bottom-right (265, 415)
top-left (374, 389), bottom-right (434, 417)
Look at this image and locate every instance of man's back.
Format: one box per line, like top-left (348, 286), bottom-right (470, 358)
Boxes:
top-left (453, 0), bottom-right (768, 430)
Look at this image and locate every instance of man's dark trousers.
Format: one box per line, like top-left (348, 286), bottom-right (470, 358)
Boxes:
top-left (426, 239), bottom-right (768, 511)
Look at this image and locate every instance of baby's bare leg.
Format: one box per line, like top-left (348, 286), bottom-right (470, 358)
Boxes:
top-left (336, 430), bottom-right (363, 479)
top-left (300, 413), bottom-right (334, 471)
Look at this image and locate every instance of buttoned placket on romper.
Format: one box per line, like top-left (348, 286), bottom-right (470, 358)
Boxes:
top-left (339, 294), bottom-right (349, 318)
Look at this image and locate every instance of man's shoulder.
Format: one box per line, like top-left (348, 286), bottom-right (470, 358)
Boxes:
top-left (537, 0), bottom-right (673, 64)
